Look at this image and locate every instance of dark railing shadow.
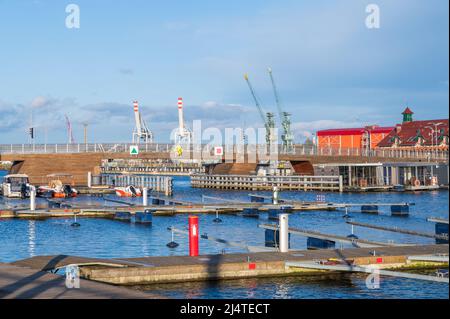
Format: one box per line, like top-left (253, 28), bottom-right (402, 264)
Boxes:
top-left (0, 255), bottom-right (69, 299)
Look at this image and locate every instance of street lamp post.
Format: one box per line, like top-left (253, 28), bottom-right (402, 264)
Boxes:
top-left (425, 122), bottom-right (444, 160)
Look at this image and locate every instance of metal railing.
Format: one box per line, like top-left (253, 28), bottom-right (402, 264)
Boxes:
top-left (0, 143), bottom-right (448, 161)
top-left (191, 173), bottom-right (344, 192)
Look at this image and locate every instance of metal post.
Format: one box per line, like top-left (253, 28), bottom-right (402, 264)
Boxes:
top-left (339, 175), bottom-right (344, 193)
top-left (143, 187), bottom-right (148, 206)
top-left (30, 186), bottom-right (36, 211)
top-left (188, 216), bottom-right (199, 257)
top-left (279, 214), bottom-right (289, 253)
top-left (87, 172), bottom-right (92, 188)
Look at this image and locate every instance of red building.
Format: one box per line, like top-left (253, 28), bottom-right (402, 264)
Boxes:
top-left (377, 107), bottom-right (449, 150)
top-left (317, 125), bottom-right (394, 150)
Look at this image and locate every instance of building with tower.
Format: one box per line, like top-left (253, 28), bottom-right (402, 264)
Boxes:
top-left (377, 107), bottom-right (448, 151)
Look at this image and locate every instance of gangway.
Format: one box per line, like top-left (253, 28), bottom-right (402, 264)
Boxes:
top-left (285, 261), bottom-right (449, 283)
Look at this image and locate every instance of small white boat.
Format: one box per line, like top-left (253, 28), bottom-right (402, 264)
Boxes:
top-left (114, 186), bottom-right (142, 197)
top-left (1, 174), bottom-right (32, 198)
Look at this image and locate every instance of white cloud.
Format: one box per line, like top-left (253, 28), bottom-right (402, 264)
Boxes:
top-left (291, 119), bottom-right (365, 140)
top-left (31, 96), bottom-right (53, 108)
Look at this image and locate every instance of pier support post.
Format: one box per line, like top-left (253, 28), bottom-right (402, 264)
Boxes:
top-left (188, 216), bottom-right (199, 257)
top-left (279, 214), bottom-right (289, 253)
top-left (143, 187), bottom-right (148, 206)
top-left (339, 175), bottom-right (344, 193)
top-left (30, 186), bottom-right (36, 211)
top-left (87, 172), bottom-right (92, 188)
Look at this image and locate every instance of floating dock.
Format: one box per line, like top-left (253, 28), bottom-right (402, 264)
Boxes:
top-left (10, 245), bottom-right (448, 286)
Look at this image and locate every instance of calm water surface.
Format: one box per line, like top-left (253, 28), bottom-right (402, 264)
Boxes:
top-left (0, 171), bottom-right (448, 299)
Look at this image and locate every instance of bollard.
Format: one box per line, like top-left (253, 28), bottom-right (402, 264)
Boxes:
top-left (188, 216), bottom-right (199, 257)
top-left (143, 187), bottom-right (148, 206)
top-left (279, 214), bottom-right (289, 253)
top-left (30, 186), bottom-right (36, 211)
top-left (272, 186), bottom-right (279, 205)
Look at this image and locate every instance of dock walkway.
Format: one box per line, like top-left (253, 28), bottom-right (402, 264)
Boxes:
top-left (0, 263), bottom-right (159, 299)
top-left (10, 245), bottom-right (448, 286)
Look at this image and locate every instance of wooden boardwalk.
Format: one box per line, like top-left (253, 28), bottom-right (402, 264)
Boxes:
top-left (0, 263), bottom-right (160, 299)
top-left (10, 244), bottom-right (449, 286)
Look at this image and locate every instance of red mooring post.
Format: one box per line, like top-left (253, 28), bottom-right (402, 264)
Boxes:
top-left (188, 215), bottom-right (199, 256)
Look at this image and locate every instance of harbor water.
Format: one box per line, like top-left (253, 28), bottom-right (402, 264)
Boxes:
top-left (0, 171), bottom-right (448, 299)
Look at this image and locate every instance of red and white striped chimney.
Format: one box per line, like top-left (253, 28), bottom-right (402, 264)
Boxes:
top-left (133, 100), bottom-right (142, 133)
top-left (178, 97), bottom-right (184, 133)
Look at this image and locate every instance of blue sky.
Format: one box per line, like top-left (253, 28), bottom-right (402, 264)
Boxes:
top-left (0, 0), bottom-right (448, 143)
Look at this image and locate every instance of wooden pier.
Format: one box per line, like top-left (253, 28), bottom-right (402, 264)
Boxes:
top-left (96, 174), bottom-right (173, 196)
top-left (191, 174), bottom-right (344, 192)
top-left (9, 244), bottom-right (448, 286)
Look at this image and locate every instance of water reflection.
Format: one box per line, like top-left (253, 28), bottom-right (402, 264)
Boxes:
top-left (28, 220), bottom-right (36, 257)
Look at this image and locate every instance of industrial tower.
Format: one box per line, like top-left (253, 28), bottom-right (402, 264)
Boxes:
top-left (174, 97), bottom-right (192, 145)
top-left (132, 101), bottom-right (153, 144)
top-left (244, 74), bottom-right (276, 144)
top-left (268, 67), bottom-right (294, 153)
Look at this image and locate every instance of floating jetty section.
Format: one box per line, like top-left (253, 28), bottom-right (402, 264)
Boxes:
top-left (0, 193), bottom-right (417, 220)
top-left (9, 245), bottom-right (448, 286)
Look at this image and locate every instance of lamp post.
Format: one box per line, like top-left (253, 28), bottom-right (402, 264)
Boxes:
top-left (425, 122), bottom-right (444, 160)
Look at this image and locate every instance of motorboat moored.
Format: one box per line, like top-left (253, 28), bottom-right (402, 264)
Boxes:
top-left (1, 174), bottom-right (32, 198)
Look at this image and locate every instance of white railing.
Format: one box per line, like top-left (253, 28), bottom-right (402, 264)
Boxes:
top-left (0, 143), bottom-right (173, 155)
top-left (0, 143), bottom-right (448, 161)
top-left (191, 173), bottom-right (344, 192)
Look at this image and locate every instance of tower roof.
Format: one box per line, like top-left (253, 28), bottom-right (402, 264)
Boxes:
top-left (402, 107), bottom-right (414, 115)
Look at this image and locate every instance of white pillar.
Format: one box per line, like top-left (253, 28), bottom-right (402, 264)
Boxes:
top-left (87, 172), bottom-right (92, 188)
top-left (30, 186), bottom-right (36, 211)
top-left (339, 175), bottom-right (344, 193)
top-left (279, 214), bottom-right (289, 253)
top-left (143, 187), bottom-right (148, 206)
top-left (272, 186), bottom-right (279, 205)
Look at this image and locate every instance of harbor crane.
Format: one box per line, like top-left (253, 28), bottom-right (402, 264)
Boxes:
top-left (268, 67), bottom-right (294, 153)
top-left (244, 73), bottom-right (276, 144)
top-left (132, 101), bottom-right (153, 144)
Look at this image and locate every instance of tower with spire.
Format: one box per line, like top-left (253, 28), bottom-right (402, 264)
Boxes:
top-left (402, 107), bottom-right (414, 123)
